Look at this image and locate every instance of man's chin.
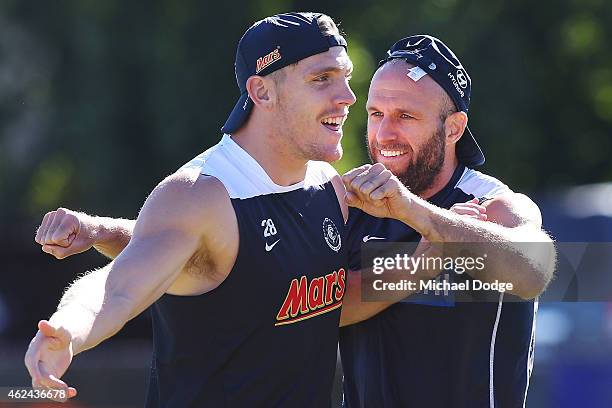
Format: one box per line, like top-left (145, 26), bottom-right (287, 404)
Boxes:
top-left (315, 145), bottom-right (343, 163)
top-left (328, 147), bottom-right (343, 163)
top-left (374, 156), bottom-right (411, 177)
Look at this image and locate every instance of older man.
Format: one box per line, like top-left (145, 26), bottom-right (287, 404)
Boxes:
top-left (339, 35), bottom-right (555, 408)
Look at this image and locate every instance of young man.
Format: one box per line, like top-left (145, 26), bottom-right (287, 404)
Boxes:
top-left (26, 12), bottom-right (355, 407)
top-left (339, 35), bottom-right (556, 407)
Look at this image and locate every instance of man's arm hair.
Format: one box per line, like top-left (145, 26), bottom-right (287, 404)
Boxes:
top-left (403, 192), bottom-right (557, 299)
top-left (91, 217), bottom-right (135, 259)
top-left (49, 172), bottom-right (224, 354)
top-left (35, 208), bottom-right (135, 260)
top-left (340, 192), bottom-right (556, 327)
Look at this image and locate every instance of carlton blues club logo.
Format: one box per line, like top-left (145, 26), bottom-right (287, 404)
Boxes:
top-left (322, 217), bottom-right (341, 252)
top-left (275, 269), bottom-right (346, 326)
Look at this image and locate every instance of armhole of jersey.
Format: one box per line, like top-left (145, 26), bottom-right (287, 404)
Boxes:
top-left (307, 161), bottom-right (347, 224)
top-left (456, 168), bottom-right (511, 200)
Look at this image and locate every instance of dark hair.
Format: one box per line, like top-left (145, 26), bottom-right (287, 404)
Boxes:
top-left (439, 91), bottom-right (457, 123)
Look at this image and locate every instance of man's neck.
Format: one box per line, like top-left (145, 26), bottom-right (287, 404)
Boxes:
top-left (229, 129), bottom-right (308, 186)
top-left (418, 154), bottom-right (460, 200)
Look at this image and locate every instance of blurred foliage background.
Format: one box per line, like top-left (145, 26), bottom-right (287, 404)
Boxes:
top-left (1, 0), bottom-right (611, 226)
top-left (1, 1), bottom-right (612, 406)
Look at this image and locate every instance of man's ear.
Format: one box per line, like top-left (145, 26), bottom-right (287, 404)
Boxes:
top-left (246, 76), bottom-right (277, 109)
top-left (444, 111), bottom-right (468, 145)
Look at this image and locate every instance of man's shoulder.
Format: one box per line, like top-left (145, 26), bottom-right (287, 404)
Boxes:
top-left (306, 160), bottom-right (339, 180)
top-left (160, 169), bottom-right (229, 202)
top-left (306, 161), bottom-right (348, 221)
top-left (139, 170), bottom-right (233, 235)
top-left (483, 191), bottom-right (542, 228)
top-left (455, 168), bottom-right (541, 226)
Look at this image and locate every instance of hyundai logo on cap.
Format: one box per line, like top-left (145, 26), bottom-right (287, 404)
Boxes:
top-left (221, 12), bottom-right (347, 134)
top-left (379, 34), bottom-right (485, 167)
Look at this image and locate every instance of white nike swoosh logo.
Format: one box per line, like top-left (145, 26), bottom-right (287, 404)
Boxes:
top-left (362, 235), bottom-right (386, 242)
top-left (265, 239), bottom-right (281, 251)
top-left (406, 38), bottom-right (427, 47)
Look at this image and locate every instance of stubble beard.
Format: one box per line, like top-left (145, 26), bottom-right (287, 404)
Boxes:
top-left (278, 96), bottom-right (342, 163)
top-left (368, 124), bottom-right (446, 196)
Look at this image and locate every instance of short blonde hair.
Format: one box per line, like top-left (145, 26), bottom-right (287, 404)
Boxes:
top-left (316, 13), bottom-right (343, 37)
top-left (269, 13), bottom-right (343, 86)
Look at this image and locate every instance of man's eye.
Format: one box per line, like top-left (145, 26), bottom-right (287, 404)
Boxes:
top-left (314, 75), bottom-right (329, 82)
top-left (370, 112), bottom-right (383, 117)
top-left (400, 113), bottom-right (414, 119)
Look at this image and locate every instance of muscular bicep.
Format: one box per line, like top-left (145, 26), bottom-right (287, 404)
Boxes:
top-left (107, 229), bottom-right (200, 318)
top-left (104, 172), bottom-right (219, 318)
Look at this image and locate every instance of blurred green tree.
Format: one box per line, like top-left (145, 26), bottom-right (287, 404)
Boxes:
top-left (1, 0), bottom-right (610, 225)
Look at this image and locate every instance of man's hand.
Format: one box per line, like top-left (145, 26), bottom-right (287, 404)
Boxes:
top-left (35, 208), bottom-right (135, 260)
top-left (24, 320), bottom-right (78, 401)
top-left (35, 208), bottom-right (97, 259)
top-left (343, 163), bottom-right (414, 220)
top-left (449, 198), bottom-right (487, 221)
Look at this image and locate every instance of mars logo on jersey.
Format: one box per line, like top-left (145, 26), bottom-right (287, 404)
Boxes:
top-left (256, 48), bottom-right (281, 73)
top-left (275, 269), bottom-right (346, 326)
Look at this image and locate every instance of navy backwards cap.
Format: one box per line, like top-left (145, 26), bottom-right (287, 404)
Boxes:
top-left (221, 12), bottom-right (347, 134)
top-left (379, 35), bottom-right (485, 167)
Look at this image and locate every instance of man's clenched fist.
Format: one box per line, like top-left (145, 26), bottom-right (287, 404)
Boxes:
top-left (35, 208), bottom-right (97, 259)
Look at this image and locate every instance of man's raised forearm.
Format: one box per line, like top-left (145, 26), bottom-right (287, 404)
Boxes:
top-left (92, 217), bottom-right (135, 259)
top-left (400, 198), bottom-right (556, 299)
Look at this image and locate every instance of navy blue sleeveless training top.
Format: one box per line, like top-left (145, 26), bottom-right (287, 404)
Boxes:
top-left (340, 165), bottom-right (538, 408)
top-left (146, 135), bottom-right (348, 407)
